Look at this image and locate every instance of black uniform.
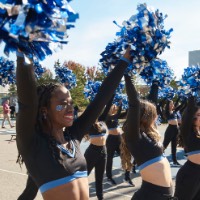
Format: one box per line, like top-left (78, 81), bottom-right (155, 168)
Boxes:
top-left (175, 97), bottom-right (200, 200)
top-left (124, 75), bottom-right (173, 200)
top-left (16, 52), bottom-right (130, 196)
top-left (84, 122), bottom-right (107, 200)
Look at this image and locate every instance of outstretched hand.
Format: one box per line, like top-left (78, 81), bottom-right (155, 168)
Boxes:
top-left (123, 46), bottom-right (132, 62)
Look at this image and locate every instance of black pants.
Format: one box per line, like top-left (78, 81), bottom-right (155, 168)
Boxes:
top-left (163, 124), bottom-right (179, 162)
top-left (175, 160), bottom-right (200, 200)
top-left (84, 144), bottom-right (107, 199)
top-left (17, 175), bottom-right (38, 200)
top-left (132, 180), bottom-right (174, 200)
top-left (106, 134), bottom-right (121, 178)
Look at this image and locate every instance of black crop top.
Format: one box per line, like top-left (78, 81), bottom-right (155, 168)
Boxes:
top-left (166, 98), bottom-right (186, 121)
top-left (105, 109), bottom-right (121, 129)
top-left (124, 75), bottom-right (163, 167)
top-left (88, 121), bottom-right (107, 136)
top-left (166, 112), bottom-right (178, 121)
top-left (181, 97), bottom-right (200, 154)
top-left (16, 53), bottom-right (129, 189)
top-left (99, 95), bottom-right (122, 129)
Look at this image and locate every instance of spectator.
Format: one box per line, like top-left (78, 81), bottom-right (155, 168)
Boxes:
top-left (1, 99), bottom-right (15, 128)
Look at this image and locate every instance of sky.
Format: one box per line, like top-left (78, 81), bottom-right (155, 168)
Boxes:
top-left (2, 0), bottom-right (200, 80)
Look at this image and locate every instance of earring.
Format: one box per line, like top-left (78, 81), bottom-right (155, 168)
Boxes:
top-left (43, 113), bottom-right (47, 120)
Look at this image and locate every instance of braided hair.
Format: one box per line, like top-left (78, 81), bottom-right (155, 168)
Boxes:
top-left (17, 82), bottom-right (65, 166)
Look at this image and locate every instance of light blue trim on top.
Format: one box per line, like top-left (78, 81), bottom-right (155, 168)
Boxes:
top-left (89, 133), bottom-right (106, 138)
top-left (120, 57), bottom-right (131, 65)
top-left (108, 127), bottom-right (119, 130)
top-left (39, 171), bottom-right (88, 193)
top-left (187, 150), bottom-right (200, 156)
top-left (138, 154), bottom-right (165, 171)
top-left (16, 51), bottom-right (24, 57)
top-left (57, 140), bottom-right (76, 158)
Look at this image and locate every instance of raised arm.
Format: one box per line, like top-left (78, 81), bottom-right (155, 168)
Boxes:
top-left (180, 96), bottom-right (196, 141)
top-left (98, 94), bottom-right (115, 122)
top-left (16, 52), bottom-right (38, 149)
top-left (147, 80), bottom-right (159, 105)
top-left (105, 102), bottom-right (122, 121)
top-left (124, 75), bottom-right (140, 142)
top-left (174, 97), bottom-right (187, 113)
top-left (73, 50), bottom-right (131, 139)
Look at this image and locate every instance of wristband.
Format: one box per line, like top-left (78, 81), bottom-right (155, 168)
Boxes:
top-left (120, 57), bottom-right (131, 65)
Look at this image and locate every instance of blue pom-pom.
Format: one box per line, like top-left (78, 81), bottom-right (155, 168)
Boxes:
top-left (0, 0), bottom-right (79, 60)
top-left (99, 3), bottom-right (173, 76)
top-left (33, 60), bottom-right (46, 79)
top-left (0, 56), bottom-right (16, 86)
top-left (83, 80), bottom-right (102, 101)
top-left (140, 59), bottom-right (174, 88)
top-left (55, 63), bottom-right (77, 90)
top-left (177, 65), bottom-right (200, 97)
top-left (158, 86), bottom-right (175, 100)
top-left (113, 93), bottom-right (128, 110)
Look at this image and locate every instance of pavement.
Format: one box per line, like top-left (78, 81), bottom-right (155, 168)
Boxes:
top-left (0, 120), bottom-right (186, 200)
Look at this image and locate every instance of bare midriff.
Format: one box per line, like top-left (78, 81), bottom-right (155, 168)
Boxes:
top-left (188, 154), bottom-right (200, 165)
top-left (140, 158), bottom-right (172, 187)
top-left (42, 177), bottom-right (89, 200)
top-left (168, 119), bottom-right (178, 126)
top-left (90, 136), bottom-right (106, 146)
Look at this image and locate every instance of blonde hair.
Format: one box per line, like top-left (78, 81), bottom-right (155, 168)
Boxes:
top-left (139, 100), bottom-right (161, 142)
top-left (120, 133), bottom-right (133, 171)
top-left (120, 100), bottom-right (161, 170)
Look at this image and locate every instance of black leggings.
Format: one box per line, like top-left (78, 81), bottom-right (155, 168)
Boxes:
top-left (84, 144), bottom-right (107, 199)
top-left (17, 174), bottom-right (38, 200)
top-left (132, 180), bottom-right (174, 200)
top-left (106, 134), bottom-right (121, 178)
top-left (163, 124), bottom-right (179, 162)
top-left (175, 160), bottom-right (200, 200)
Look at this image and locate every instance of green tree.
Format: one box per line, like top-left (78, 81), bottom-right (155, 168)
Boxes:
top-left (63, 60), bottom-right (89, 110)
top-left (37, 69), bottom-right (57, 86)
top-left (8, 84), bottom-right (17, 96)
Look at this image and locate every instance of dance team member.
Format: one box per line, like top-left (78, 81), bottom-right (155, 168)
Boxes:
top-left (121, 80), bottom-right (160, 176)
top-left (103, 97), bottom-right (133, 186)
top-left (84, 120), bottom-right (108, 200)
top-left (16, 48), bottom-right (131, 200)
top-left (123, 75), bottom-right (173, 199)
top-left (163, 100), bottom-right (181, 166)
top-left (175, 96), bottom-right (200, 200)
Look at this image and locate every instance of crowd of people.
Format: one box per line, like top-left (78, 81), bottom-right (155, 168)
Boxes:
top-left (0, 1), bottom-right (199, 200)
top-left (12, 48), bottom-right (200, 200)
top-left (0, 54), bottom-right (198, 200)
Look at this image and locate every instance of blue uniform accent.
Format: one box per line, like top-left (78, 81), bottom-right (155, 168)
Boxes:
top-left (89, 133), bottom-right (106, 138)
top-left (187, 150), bottom-right (200, 156)
top-left (138, 155), bottom-right (165, 171)
top-left (120, 57), bottom-right (131, 65)
top-left (39, 171), bottom-right (88, 193)
top-left (57, 140), bottom-right (76, 158)
top-left (108, 127), bottom-right (120, 130)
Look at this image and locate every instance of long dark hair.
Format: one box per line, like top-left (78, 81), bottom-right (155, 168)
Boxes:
top-left (165, 100), bottom-right (172, 120)
top-left (178, 103), bottom-right (200, 147)
top-left (17, 82), bottom-right (64, 167)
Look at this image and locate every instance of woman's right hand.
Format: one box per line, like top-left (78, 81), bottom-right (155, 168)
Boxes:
top-left (123, 46), bottom-right (132, 62)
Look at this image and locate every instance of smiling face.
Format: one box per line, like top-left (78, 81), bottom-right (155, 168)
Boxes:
top-left (46, 86), bottom-right (74, 129)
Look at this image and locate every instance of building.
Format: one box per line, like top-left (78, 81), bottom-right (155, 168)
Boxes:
top-left (189, 50), bottom-right (200, 66)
